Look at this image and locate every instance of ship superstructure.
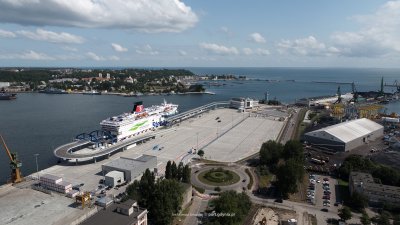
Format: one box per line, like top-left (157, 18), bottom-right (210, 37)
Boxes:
top-left (100, 100), bottom-right (178, 141)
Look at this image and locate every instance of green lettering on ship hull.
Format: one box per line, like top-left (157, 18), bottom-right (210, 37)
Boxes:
top-left (129, 120), bottom-right (148, 131)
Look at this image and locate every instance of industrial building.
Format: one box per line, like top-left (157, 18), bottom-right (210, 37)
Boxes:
top-left (102, 155), bottom-right (157, 183)
top-left (230, 97), bottom-right (258, 110)
top-left (104, 171), bottom-right (124, 187)
top-left (303, 118), bottom-right (384, 152)
top-left (349, 172), bottom-right (400, 206)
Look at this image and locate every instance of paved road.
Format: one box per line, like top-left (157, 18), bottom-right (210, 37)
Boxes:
top-left (280, 107), bottom-right (302, 144)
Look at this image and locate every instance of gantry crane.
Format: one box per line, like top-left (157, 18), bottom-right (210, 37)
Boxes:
top-left (0, 134), bottom-right (23, 183)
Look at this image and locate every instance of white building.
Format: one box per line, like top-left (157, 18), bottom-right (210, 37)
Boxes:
top-left (230, 97), bottom-right (259, 110)
top-left (0, 82), bottom-right (10, 88)
top-left (104, 171), bottom-right (125, 187)
top-left (304, 118), bottom-right (383, 152)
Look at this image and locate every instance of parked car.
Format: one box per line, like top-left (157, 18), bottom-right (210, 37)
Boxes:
top-left (274, 199), bottom-right (283, 203)
top-left (321, 208), bottom-right (329, 212)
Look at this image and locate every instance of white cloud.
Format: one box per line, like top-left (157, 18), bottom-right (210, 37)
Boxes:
top-left (62, 46), bottom-right (78, 52)
top-left (249, 32), bottom-right (266, 44)
top-left (109, 55), bottom-right (120, 61)
top-left (331, 1), bottom-right (400, 57)
top-left (0, 0), bottom-right (198, 33)
top-left (136, 44), bottom-right (159, 55)
top-left (255, 48), bottom-right (270, 56)
top-left (278, 36), bottom-right (338, 56)
top-left (0, 29), bottom-right (16, 38)
top-left (242, 47), bottom-right (270, 56)
top-left (19, 50), bottom-right (54, 60)
top-left (178, 50), bottom-right (187, 56)
top-left (199, 43), bottom-right (239, 55)
top-left (86, 52), bottom-right (105, 61)
top-left (17, 29), bottom-right (84, 44)
top-left (111, 43), bottom-right (128, 52)
top-left (242, 48), bottom-right (253, 55)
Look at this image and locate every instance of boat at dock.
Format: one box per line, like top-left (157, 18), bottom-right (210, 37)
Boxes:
top-left (0, 92), bottom-right (17, 100)
top-left (39, 88), bottom-right (68, 94)
top-left (82, 90), bottom-right (101, 95)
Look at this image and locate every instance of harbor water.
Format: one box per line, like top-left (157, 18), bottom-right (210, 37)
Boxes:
top-left (1, 67), bottom-right (400, 183)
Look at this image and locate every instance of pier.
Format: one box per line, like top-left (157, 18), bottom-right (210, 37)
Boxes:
top-left (54, 101), bottom-right (230, 162)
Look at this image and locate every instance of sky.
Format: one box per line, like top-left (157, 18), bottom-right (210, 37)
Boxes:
top-left (0, 0), bottom-right (399, 67)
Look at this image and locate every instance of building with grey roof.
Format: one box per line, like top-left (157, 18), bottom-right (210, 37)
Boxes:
top-left (349, 172), bottom-right (400, 206)
top-left (81, 200), bottom-right (147, 225)
top-left (303, 118), bottom-right (383, 152)
top-left (102, 155), bottom-right (157, 182)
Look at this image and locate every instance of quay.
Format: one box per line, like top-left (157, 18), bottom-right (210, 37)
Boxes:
top-left (1, 102), bottom-right (294, 225)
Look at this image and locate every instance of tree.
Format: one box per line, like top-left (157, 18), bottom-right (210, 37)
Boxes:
top-left (338, 206), bottom-right (352, 222)
top-left (275, 159), bottom-right (303, 198)
top-left (177, 162), bottom-right (184, 181)
top-left (350, 191), bottom-right (368, 211)
top-left (259, 140), bottom-right (283, 171)
top-left (282, 140), bottom-right (304, 161)
top-left (372, 211), bottom-right (391, 225)
top-left (139, 169), bottom-right (155, 207)
top-left (360, 212), bottom-right (371, 225)
top-left (171, 161), bottom-right (178, 179)
top-left (210, 191), bottom-right (251, 225)
top-left (182, 164), bottom-right (191, 183)
top-left (393, 214), bottom-right (400, 225)
top-left (197, 149), bottom-right (204, 157)
top-left (165, 161), bottom-right (172, 179)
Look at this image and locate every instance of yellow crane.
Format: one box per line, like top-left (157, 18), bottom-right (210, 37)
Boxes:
top-left (0, 134), bottom-right (23, 183)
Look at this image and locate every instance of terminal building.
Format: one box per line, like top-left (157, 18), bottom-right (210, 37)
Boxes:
top-left (349, 172), bottom-right (400, 206)
top-left (303, 118), bottom-right (383, 152)
top-left (102, 155), bottom-right (157, 187)
top-left (230, 97), bottom-right (259, 110)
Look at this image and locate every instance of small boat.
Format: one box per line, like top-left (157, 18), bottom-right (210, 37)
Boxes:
top-left (83, 90), bottom-right (101, 95)
top-left (0, 92), bottom-right (17, 100)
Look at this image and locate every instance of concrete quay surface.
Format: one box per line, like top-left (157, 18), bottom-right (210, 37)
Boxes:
top-left (0, 107), bottom-right (288, 225)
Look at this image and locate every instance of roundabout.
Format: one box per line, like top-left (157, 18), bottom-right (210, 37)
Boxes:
top-left (198, 167), bottom-right (241, 186)
top-left (191, 164), bottom-right (251, 192)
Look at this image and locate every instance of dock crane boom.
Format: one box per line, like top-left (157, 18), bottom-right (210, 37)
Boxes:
top-left (0, 134), bottom-right (23, 183)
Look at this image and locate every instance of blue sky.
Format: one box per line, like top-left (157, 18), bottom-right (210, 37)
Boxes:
top-left (0, 0), bottom-right (399, 67)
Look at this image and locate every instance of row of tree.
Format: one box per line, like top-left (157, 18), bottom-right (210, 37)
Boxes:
top-left (338, 155), bottom-right (400, 187)
top-left (125, 160), bottom-right (191, 225)
top-left (205, 190), bottom-right (251, 225)
top-left (259, 140), bottom-right (305, 198)
top-left (339, 206), bottom-right (400, 225)
top-left (165, 161), bottom-right (191, 183)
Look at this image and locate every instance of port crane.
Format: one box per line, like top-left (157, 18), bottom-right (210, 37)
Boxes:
top-left (0, 134), bottom-right (23, 183)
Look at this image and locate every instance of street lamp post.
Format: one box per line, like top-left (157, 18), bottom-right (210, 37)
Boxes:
top-left (196, 132), bottom-right (199, 150)
top-left (34, 153), bottom-right (40, 181)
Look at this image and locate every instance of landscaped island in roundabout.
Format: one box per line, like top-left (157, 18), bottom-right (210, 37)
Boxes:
top-left (198, 167), bottom-right (241, 186)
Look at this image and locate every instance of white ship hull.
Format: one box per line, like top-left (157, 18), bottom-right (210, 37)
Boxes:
top-left (100, 100), bottom-right (178, 142)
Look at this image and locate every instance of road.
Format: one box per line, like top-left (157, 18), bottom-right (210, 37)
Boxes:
top-left (280, 107), bottom-right (302, 144)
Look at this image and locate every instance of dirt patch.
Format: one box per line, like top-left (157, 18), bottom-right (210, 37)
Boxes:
top-left (289, 174), bottom-right (308, 203)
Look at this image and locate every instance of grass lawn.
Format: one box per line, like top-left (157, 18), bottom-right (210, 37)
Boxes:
top-left (198, 169), bottom-right (241, 186)
top-left (259, 174), bottom-right (273, 188)
top-left (337, 178), bottom-right (350, 205)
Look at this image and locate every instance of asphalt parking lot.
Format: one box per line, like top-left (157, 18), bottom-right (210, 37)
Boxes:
top-left (307, 174), bottom-right (338, 210)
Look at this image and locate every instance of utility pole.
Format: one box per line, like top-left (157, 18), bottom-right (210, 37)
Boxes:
top-left (196, 132), bottom-right (199, 150)
top-left (34, 153), bottom-right (40, 181)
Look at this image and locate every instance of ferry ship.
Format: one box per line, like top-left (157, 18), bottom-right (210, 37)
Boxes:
top-left (100, 100), bottom-right (178, 142)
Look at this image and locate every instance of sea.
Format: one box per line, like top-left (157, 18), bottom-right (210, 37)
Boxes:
top-left (0, 67), bottom-right (400, 184)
